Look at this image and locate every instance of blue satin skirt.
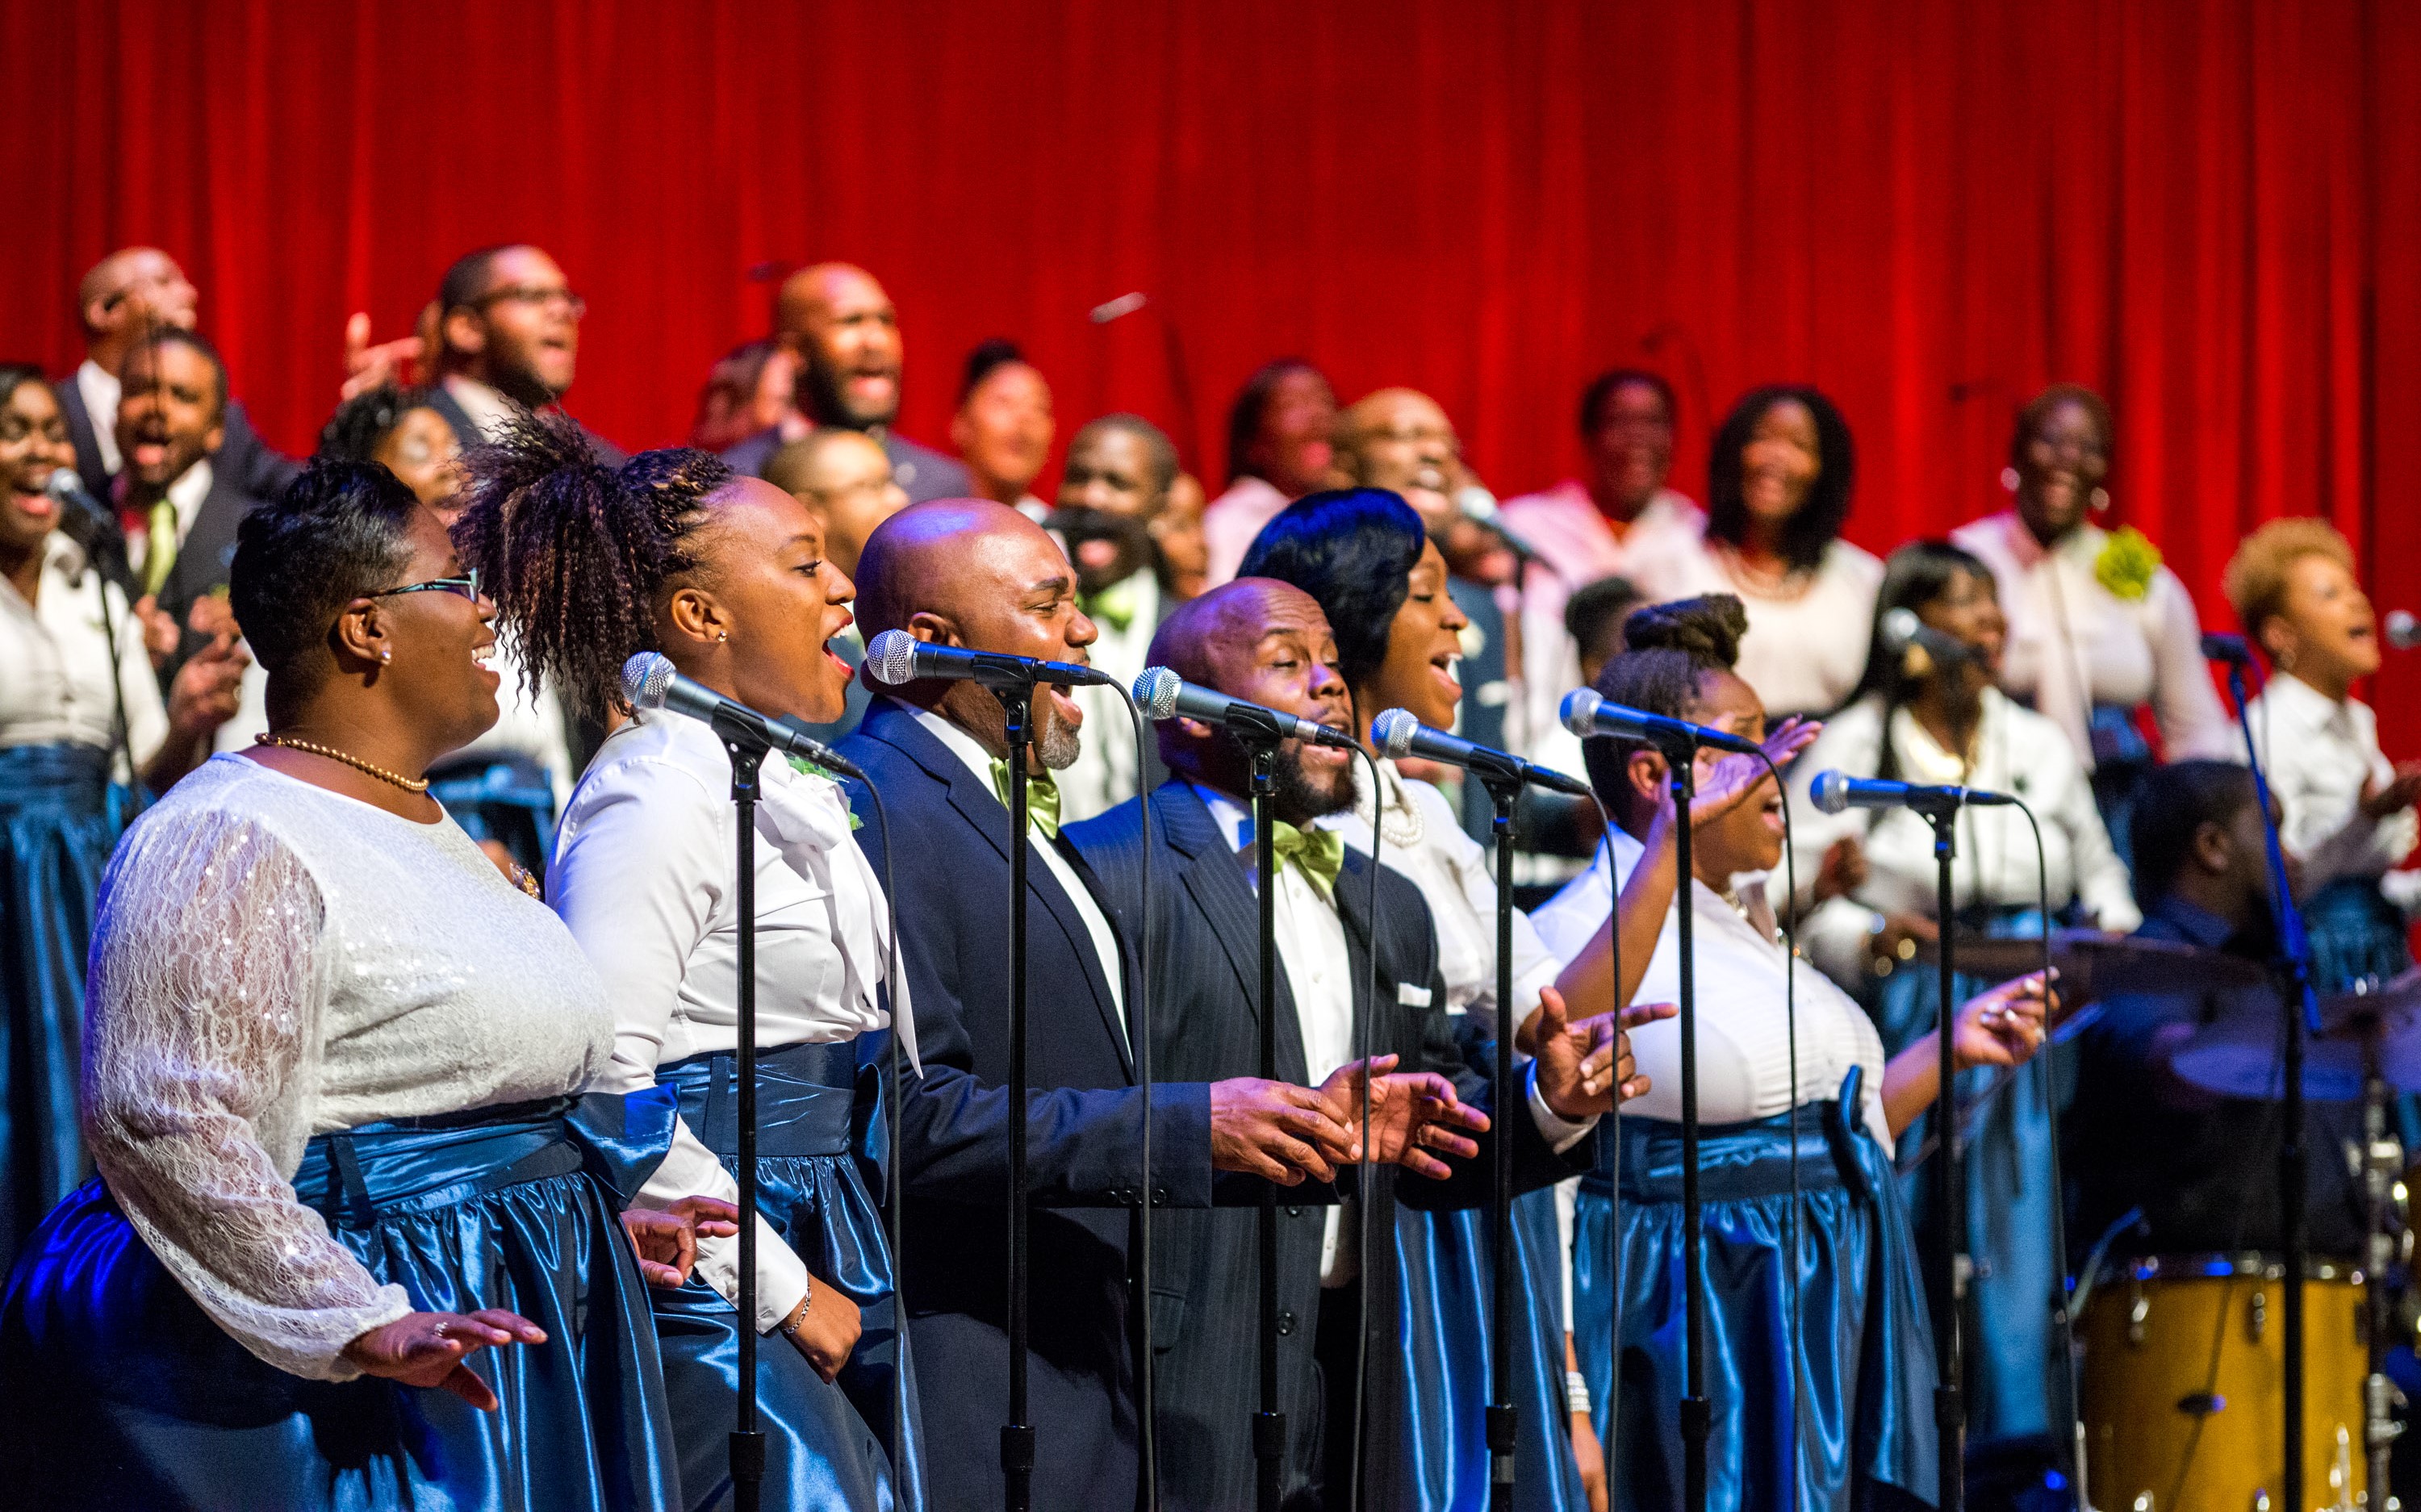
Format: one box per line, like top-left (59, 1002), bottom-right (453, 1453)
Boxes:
top-left (1875, 908), bottom-right (2062, 1446)
top-left (427, 754), bottom-right (558, 876)
top-left (0, 742), bottom-right (123, 1269)
top-left (1571, 1077), bottom-right (1940, 1511)
top-left (0, 1099), bottom-right (681, 1510)
top-left (1390, 1187), bottom-right (1588, 1510)
top-left (655, 1038), bottom-right (922, 1512)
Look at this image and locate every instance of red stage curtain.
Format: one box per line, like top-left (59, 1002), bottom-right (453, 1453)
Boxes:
top-left (7, 0), bottom-right (2417, 737)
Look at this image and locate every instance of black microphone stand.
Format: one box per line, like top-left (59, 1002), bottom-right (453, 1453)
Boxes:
top-left (990, 683), bottom-right (1039, 1512)
top-left (2218, 658), bottom-right (2318, 1512)
top-left (1913, 798), bottom-right (1966, 1512)
top-left (1658, 740), bottom-right (1712, 1512)
top-left (1481, 771), bottom-right (1524, 1510)
top-left (719, 733), bottom-right (768, 1512)
top-left (1248, 744), bottom-right (1286, 1512)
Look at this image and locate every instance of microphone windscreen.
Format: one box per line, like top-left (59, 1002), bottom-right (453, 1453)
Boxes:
top-left (1132, 666), bottom-right (1182, 720)
top-left (622, 651), bottom-right (675, 712)
top-left (866, 629), bottom-right (922, 687)
top-left (1559, 687), bottom-right (1603, 738)
top-left (1809, 769), bottom-right (1850, 815)
top-left (1881, 607), bottom-right (1921, 649)
top-left (1371, 708), bottom-right (1420, 760)
top-left (2387, 609), bottom-right (2419, 649)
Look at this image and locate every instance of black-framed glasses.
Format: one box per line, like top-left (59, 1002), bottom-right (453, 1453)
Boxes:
top-left (370, 569), bottom-right (481, 603)
top-left (471, 285), bottom-right (587, 319)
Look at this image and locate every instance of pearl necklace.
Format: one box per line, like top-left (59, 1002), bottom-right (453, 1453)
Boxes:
top-left (253, 733), bottom-right (431, 793)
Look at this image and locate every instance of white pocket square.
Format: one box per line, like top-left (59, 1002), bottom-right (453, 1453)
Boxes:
top-left (1396, 982), bottom-right (1433, 1008)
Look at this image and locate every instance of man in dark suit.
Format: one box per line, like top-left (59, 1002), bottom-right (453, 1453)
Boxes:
top-left (58, 246), bottom-right (297, 507)
top-left (421, 244), bottom-right (624, 463)
top-left (722, 263), bottom-right (969, 501)
top-left (111, 329), bottom-right (273, 686)
top-left (838, 500), bottom-right (1474, 1511)
top-left (1066, 579), bottom-right (1618, 1510)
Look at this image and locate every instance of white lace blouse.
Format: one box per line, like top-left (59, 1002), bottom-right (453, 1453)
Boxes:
top-left (82, 756), bottom-right (614, 1382)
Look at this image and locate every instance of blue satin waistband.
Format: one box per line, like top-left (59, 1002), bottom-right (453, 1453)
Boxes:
top-left (659, 1038), bottom-right (859, 1159)
top-left (0, 742), bottom-right (110, 817)
top-left (1591, 1068), bottom-right (1873, 1206)
top-left (291, 1096), bottom-right (583, 1227)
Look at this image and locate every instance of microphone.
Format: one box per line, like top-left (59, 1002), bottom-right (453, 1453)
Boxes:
top-left (2385, 610), bottom-right (2420, 650)
top-left (1808, 769), bottom-right (2017, 815)
top-left (1370, 709), bottom-right (1591, 796)
top-left (1132, 666), bottom-right (1359, 750)
top-left (864, 629), bottom-right (1114, 690)
top-left (2200, 633), bottom-right (2257, 667)
top-left (1089, 291), bottom-right (1149, 324)
top-left (1454, 489), bottom-right (1544, 564)
top-left (1882, 607), bottom-right (1974, 669)
top-left (621, 652), bottom-right (867, 779)
top-left (1559, 687), bottom-right (1762, 756)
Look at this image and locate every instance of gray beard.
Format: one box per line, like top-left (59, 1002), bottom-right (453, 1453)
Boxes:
top-left (1037, 717), bottom-right (1082, 772)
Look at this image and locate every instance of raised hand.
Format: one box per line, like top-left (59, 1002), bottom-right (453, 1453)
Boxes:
top-left (342, 311), bottom-right (425, 400)
top-left (1316, 1055), bottom-right (1490, 1180)
top-left (165, 632), bottom-right (248, 738)
top-left (132, 594), bottom-right (179, 668)
top-left (1209, 1076), bottom-right (1358, 1184)
top-left (341, 1309), bottom-right (547, 1409)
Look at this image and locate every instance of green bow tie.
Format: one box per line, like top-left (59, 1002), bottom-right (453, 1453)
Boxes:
top-left (989, 759), bottom-right (1063, 841)
top-left (1081, 579), bottom-right (1139, 634)
top-left (1248, 821), bottom-right (1345, 902)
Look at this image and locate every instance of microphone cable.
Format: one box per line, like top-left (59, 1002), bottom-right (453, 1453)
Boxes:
top-left (1748, 741), bottom-right (1804, 1512)
top-left (1346, 743), bottom-right (1386, 1512)
top-left (1117, 688), bottom-right (1160, 1511)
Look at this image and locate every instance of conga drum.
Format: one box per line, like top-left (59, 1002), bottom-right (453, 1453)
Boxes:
top-left (2080, 1255), bottom-right (2367, 1510)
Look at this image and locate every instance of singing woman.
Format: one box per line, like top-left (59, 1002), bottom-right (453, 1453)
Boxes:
top-left (459, 416), bottom-right (922, 1511)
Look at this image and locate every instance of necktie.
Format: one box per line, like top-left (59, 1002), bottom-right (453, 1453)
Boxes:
top-left (989, 759), bottom-right (1063, 842)
top-left (144, 499), bottom-right (179, 596)
top-left (1247, 821), bottom-right (1345, 902)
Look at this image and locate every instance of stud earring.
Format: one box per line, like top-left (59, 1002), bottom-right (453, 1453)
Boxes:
top-left (2089, 487), bottom-right (2109, 512)
top-left (380, 648), bottom-right (392, 664)
top-left (717, 630), bottom-right (730, 644)
top-left (2000, 466), bottom-right (2021, 492)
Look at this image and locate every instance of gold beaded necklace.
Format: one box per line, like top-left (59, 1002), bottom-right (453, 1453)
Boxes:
top-left (253, 733), bottom-right (432, 794)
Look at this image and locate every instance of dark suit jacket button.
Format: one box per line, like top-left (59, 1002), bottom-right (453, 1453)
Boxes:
top-left (1276, 1310), bottom-right (1296, 1337)
top-left (1286, 1205), bottom-right (1303, 1218)
top-left (1152, 1186), bottom-right (1169, 1206)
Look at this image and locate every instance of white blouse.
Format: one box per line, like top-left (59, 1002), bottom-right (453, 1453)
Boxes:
top-left (1628, 532), bottom-right (1885, 716)
top-left (0, 532), bottom-right (169, 771)
top-left (1528, 832), bottom-right (1889, 1146)
top-left (2247, 673), bottom-right (2421, 913)
top-left (1950, 512), bottom-right (2235, 771)
top-left (82, 756), bottom-right (614, 1380)
top-left (1319, 760), bottom-right (1560, 1036)
top-left (549, 712), bottom-right (913, 1331)
top-left (1784, 691), bottom-right (2141, 989)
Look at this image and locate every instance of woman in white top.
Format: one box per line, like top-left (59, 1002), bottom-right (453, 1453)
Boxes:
top-left (0, 459), bottom-right (711, 1509)
top-left (1784, 541), bottom-right (2134, 1450)
top-left (462, 419), bottom-right (918, 1511)
top-left (2224, 519), bottom-right (2421, 991)
top-left (1542, 595), bottom-right (2051, 1510)
top-left (1243, 487), bottom-right (1646, 1510)
top-left (0, 367), bottom-right (244, 1267)
top-left (1629, 386), bottom-right (1883, 721)
top-left (1951, 386), bottom-right (2235, 850)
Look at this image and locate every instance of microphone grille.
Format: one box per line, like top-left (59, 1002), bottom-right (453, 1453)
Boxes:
top-left (2388, 609), bottom-right (2417, 649)
top-left (1370, 708), bottom-right (1420, 760)
top-left (1882, 608), bottom-right (1921, 649)
top-left (44, 470), bottom-right (77, 502)
top-left (1559, 687), bottom-right (1602, 739)
top-left (621, 651), bottom-right (675, 712)
top-left (865, 629), bottom-right (922, 687)
top-left (1809, 769), bottom-right (1850, 815)
top-left (1133, 666), bottom-right (1182, 720)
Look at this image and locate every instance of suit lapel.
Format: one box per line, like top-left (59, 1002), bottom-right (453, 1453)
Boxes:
top-left (1160, 785), bottom-right (1311, 1084)
top-left (1332, 849), bottom-right (1387, 1058)
top-left (868, 703), bottom-right (1135, 1076)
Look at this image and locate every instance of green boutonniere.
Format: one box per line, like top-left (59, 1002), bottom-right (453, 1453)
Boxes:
top-left (784, 754), bottom-right (863, 828)
top-left (2093, 527), bottom-right (2160, 602)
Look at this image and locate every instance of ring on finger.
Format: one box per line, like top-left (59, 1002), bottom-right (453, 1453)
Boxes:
top-left (433, 1321), bottom-right (452, 1341)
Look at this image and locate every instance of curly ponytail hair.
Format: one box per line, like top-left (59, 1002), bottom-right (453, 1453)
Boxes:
top-left (451, 411), bottom-right (734, 721)
top-left (1579, 593), bottom-right (1749, 815)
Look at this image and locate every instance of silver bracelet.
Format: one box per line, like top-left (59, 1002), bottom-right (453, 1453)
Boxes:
top-left (777, 1289), bottom-right (812, 1339)
top-left (1564, 1369), bottom-right (1592, 1417)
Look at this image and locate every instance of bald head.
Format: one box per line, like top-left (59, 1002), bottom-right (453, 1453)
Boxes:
top-left (1148, 578), bottom-right (1354, 814)
top-left (1337, 387), bottom-right (1456, 493)
top-left (779, 264), bottom-right (905, 430)
top-left (78, 248), bottom-right (199, 368)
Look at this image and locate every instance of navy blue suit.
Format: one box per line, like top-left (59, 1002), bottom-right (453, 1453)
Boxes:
top-left (838, 700), bottom-right (1219, 1512)
top-left (1067, 783), bottom-right (1587, 1510)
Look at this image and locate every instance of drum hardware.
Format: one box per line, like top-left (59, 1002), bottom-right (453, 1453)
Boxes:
top-left (2250, 1287), bottom-right (2265, 1343)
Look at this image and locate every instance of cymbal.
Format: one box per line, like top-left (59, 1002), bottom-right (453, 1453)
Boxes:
top-left (2169, 967), bottom-right (2421, 1101)
top-left (1916, 929), bottom-right (2269, 996)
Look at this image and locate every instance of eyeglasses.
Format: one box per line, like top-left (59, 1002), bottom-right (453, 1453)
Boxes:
top-left (472, 285), bottom-right (587, 319)
top-left (370, 569), bottom-right (481, 603)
